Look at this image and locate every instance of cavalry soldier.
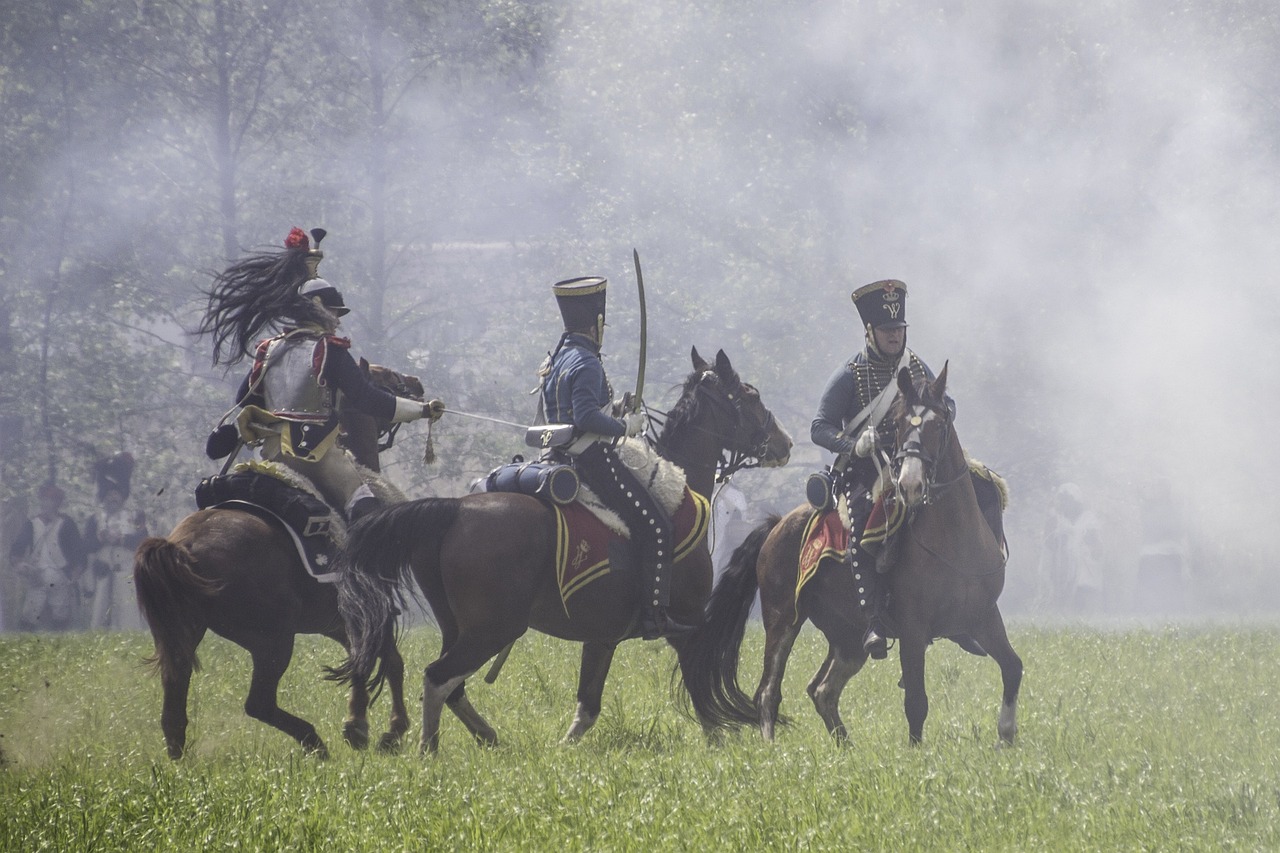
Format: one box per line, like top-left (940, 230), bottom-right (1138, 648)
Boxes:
top-left (538, 277), bottom-right (690, 640)
top-left (811, 279), bottom-right (951, 659)
top-left (199, 227), bottom-right (444, 522)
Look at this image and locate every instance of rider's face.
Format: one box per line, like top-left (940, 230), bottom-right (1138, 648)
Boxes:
top-left (872, 325), bottom-right (906, 357)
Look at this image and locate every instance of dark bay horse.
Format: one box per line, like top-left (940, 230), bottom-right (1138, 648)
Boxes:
top-left (337, 348), bottom-right (793, 753)
top-left (133, 363), bottom-right (422, 759)
top-left (683, 364), bottom-right (1021, 745)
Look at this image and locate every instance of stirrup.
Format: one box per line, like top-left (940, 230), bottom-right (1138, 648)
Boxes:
top-left (863, 626), bottom-right (888, 660)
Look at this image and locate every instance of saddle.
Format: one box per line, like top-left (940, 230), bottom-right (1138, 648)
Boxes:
top-left (195, 462), bottom-right (344, 580)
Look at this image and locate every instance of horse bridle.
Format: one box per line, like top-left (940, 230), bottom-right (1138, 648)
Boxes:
top-left (691, 373), bottom-right (778, 480)
top-left (651, 371), bottom-right (777, 480)
top-left (893, 399), bottom-right (965, 505)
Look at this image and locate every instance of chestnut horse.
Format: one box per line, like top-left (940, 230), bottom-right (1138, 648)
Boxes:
top-left (336, 348), bottom-right (793, 753)
top-left (682, 364), bottom-right (1021, 745)
top-left (133, 364), bottom-right (421, 759)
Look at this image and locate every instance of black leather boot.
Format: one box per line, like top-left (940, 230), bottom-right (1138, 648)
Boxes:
top-left (851, 545), bottom-right (888, 660)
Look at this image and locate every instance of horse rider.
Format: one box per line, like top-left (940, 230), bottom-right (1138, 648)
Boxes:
top-left (199, 226), bottom-right (444, 523)
top-left (537, 276), bottom-right (692, 640)
top-left (811, 279), bottom-right (953, 659)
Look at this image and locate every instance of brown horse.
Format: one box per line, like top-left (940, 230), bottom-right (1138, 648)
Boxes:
top-left (682, 364), bottom-right (1022, 745)
top-left (133, 363), bottom-right (422, 759)
top-left (336, 348), bottom-right (793, 753)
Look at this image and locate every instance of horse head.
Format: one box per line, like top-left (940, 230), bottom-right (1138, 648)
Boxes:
top-left (660, 348), bottom-right (792, 483)
top-left (892, 360), bottom-right (954, 508)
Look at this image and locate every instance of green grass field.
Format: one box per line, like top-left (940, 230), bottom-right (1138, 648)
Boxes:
top-left (1, 622), bottom-right (1277, 851)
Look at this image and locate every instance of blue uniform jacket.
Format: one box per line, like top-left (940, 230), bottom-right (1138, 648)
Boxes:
top-left (541, 334), bottom-right (625, 438)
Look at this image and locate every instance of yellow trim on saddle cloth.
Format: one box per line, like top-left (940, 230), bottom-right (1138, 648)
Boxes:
top-left (673, 489), bottom-right (711, 562)
top-left (551, 488), bottom-right (711, 616)
top-left (554, 505), bottom-right (611, 613)
top-left (795, 509), bottom-right (846, 620)
top-left (859, 489), bottom-right (906, 549)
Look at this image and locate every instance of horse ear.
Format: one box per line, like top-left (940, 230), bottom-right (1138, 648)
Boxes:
top-left (714, 349), bottom-right (738, 382)
top-left (359, 356), bottom-right (370, 375)
top-left (691, 346), bottom-right (710, 373)
top-left (897, 366), bottom-right (916, 400)
top-left (932, 361), bottom-right (949, 398)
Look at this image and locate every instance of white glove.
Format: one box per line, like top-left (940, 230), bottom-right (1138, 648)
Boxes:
top-left (854, 426), bottom-right (878, 458)
top-left (623, 410), bottom-right (646, 437)
top-left (391, 396), bottom-right (426, 424)
top-left (423, 399), bottom-right (446, 422)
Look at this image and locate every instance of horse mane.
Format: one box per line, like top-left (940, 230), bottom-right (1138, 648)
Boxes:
top-left (657, 368), bottom-right (716, 449)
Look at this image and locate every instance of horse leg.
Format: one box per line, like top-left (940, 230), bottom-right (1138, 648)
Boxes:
top-left (244, 636), bottom-right (328, 757)
top-left (564, 641), bottom-right (615, 743)
top-left (342, 672), bottom-right (371, 751)
top-left (897, 629), bottom-right (930, 745)
top-left (420, 630), bottom-right (506, 754)
top-left (158, 626), bottom-right (206, 759)
top-left (445, 683), bottom-right (498, 747)
top-left (755, 619), bottom-right (802, 741)
top-left (377, 632), bottom-right (412, 753)
top-left (806, 635), bottom-right (867, 743)
top-left (968, 608), bottom-right (1023, 746)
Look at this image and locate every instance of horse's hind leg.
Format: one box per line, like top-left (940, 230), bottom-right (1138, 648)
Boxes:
top-left (969, 608), bottom-right (1023, 745)
top-left (445, 683), bottom-right (497, 747)
top-left (420, 632), bottom-right (505, 754)
top-left (806, 633), bottom-right (867, 742)
top-left (159, 626), bottom-right (206, 759)
top-left (564, 641), bottom-right (615, 743)
top-left (378, 632), bottom-right (412, 752)
top-left (245, 636), bottom-right (328, 757)
top-left (755, 618), bottom-right (802, 741)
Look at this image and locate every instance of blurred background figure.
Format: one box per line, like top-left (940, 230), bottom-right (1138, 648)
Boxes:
top-left (1133, 478), bottom-right (1188, 618)
top-left (710, 480), bottom-right (751, 578)
top-left (1038, 482), bottom-right (1104, 615)
top-left (9, 482), bottom-right (85, 631)
top-left (83, 452), bottom-right (148, 631)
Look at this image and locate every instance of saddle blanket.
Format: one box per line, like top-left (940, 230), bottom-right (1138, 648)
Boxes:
top-left (552, 486), bottom-right (710, 614)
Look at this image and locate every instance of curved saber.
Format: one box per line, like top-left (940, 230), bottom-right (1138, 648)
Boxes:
top-left (633, 248), bottom-right (646, 412)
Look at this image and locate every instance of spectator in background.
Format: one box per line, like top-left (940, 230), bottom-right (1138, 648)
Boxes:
top-left (10, 482), bottom-right (85, 631)
top-left (83, 453), bottom-right (148, 630)
top-left (1038, 482), bottom-right (1104, 615)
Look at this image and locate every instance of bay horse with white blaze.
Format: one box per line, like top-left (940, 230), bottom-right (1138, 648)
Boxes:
top-left (336, 348), bottom-right (793, 753)
top-left (682, 364), bottom-right (1021, 745)
top-left (133, 363), bottom-right (420, 758)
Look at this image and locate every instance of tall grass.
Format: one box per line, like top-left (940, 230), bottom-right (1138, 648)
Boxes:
top-left (1, 624), bottom-right (1278, 851)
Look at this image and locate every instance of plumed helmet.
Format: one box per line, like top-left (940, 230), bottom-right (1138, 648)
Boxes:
top-left (200, 226), bottom-right (337, 365)
top-left (852, 279), bottom-right (908, 330)
top-left (94, 451), bottom-right (135, 501)
top-left (553, 277), bottom-right (607, 339)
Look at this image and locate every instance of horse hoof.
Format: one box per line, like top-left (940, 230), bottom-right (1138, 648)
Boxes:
top-left (376, 733), bottom-right (404, 754)
top-left (343, 722), bottom-right (370, 751)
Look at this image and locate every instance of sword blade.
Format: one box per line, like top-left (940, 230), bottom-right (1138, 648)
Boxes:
top-left (633, 248), bottom-right (646, 412)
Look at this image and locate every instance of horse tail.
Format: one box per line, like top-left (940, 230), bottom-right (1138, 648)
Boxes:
top-left (679, 515), bottom-right (780, 732)
top-left (134, 536), bottom-right (223, 681)
top-left (336, 498), bottom-right (462, 689)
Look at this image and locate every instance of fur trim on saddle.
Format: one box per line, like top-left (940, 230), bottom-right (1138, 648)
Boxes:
top-left (233, 453), bottom-right (405, 547)
top-left (574, 437), bottom-right (688, 539)
top-left (966, 456), bottom-right (1009, 509)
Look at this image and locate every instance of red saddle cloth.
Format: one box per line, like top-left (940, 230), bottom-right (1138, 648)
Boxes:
top-left (552, 487), bottom-right (711, 614)
top-left (796, 509), bottom-right (848, 609)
